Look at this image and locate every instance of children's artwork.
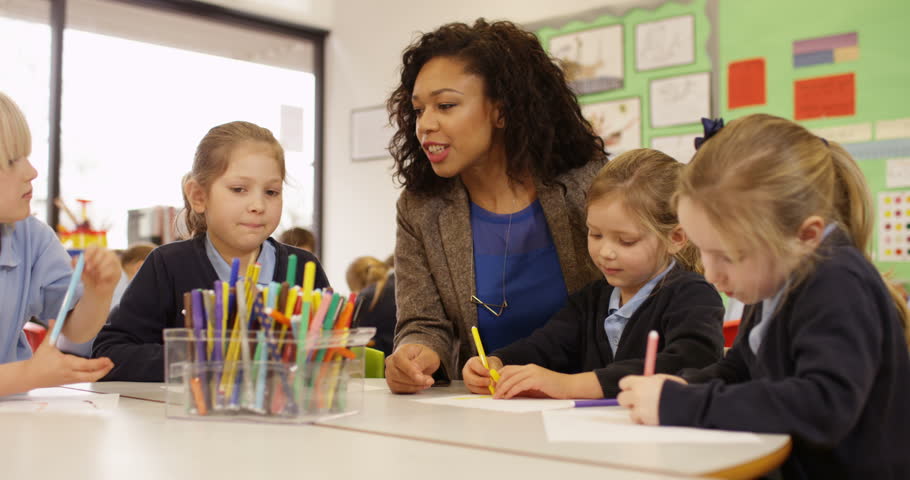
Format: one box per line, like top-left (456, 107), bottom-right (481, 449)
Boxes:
top-left (649, 72), bottom-right (711, 128)
top-left (414, 395), bottom-right (579, 413)
top-left (541, 408), bottom-right (762, 444)
top-left (794, 73), bottom-right (855, 121)
top-left (877, 118), bottom-right (910, 140)
top-left (810, 123), bottom-right (872, 144)
top-left (0, 391), bottom-right (119, 414)
top-left (727, 58), bottom-right (765, 109)
top-left (793, 32), bottom-right (859, 68)
top-left (549, 24), bottom-right (624, 95)
top-left (878, 191), bottom-right (910, 261)
top-left (650, 133), bottom-right (698, 164)
top-left (582, 97), bottom-right (641, 154)
top-left (635, 15), bottom-right (695, 71)
top-left (886, 160), bottom-right (910, 189)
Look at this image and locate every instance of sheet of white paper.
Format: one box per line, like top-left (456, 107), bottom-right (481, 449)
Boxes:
top-left (542, 408), bottom-right (761, 443)
top-left (0, 390), bottom-right (119, 414)
top-left (361, 383), bottom-right (388, 392)
top-left (877, 118), bottom-right (910, 140)
top-left (886, 158), bottom-right (910, 188)
top-left (415, 394), bottom-right (575, 413)
top-left (635, 15), bottom-right (695, 71)
top-left (649, 72), bottom-right (711, 128)
top-left (810, 123), bottom-right (872, 144)
top-left (651, 133), bottom-right (698, 164)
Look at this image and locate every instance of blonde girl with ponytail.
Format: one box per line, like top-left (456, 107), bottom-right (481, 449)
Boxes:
top-left (619, 114), bottom-right (910, 479)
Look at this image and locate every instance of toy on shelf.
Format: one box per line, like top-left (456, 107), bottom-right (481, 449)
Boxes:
top-left (56, 198), bottom-right (107, 253)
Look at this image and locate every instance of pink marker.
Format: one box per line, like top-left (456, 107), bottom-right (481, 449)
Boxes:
top-left (644, 330), bottom-right (659, 376)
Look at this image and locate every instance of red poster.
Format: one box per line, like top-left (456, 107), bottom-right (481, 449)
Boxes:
top-left (728, 58), bottom-right (766, 109)
top-left (794, 73), bottom-right (855, 120)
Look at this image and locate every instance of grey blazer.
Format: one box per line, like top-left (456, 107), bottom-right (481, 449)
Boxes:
top-left (393, 159), bottom-right (606, 380)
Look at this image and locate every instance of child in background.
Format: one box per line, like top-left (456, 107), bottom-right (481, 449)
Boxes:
top-left (0, 92), bottom-right (120, 395)
top-left (350, 255), bottom-right (397, 356)
top-left (277, 226), bottom-right (316, 253)
top-left (463, 149), bottom-right (724, 399)
top-left (109, 241), bottom-right (156, 308)
top-left (618, 115), bottom-right (910, 479)
top-left (92, 121), bottom-right (330, 382)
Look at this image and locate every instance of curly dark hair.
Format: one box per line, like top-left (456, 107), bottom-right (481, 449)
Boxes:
top-left (387, 18), bottom-right (607, 194)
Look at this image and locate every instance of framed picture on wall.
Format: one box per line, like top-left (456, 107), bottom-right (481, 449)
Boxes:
top-left (635, 15), bottom-right (695, 71)
top-left (582, 97), bottom-right (641, 155)
top-left (649, 71), bottom-right (711, 128)
top-left (351, 105), bottom-right (394, 162)
top-left (549, 24), bottom-right (624, 95)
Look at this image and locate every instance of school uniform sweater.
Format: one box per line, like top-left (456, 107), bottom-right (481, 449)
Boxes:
top-left (92, 235), bottom-right (329, 382)
top-left (664, 231), bottom-right (910, 479)
top-left (492, 266), bottom-right (725, 398)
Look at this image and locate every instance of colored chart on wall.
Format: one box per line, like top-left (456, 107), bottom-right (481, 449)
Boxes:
top-left (878, 191), bottom-right (910, 262)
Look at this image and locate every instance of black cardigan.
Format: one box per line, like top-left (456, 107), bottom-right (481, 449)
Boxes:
top-left (493, 266), bottom-right (724, 397)
top-left (92, 236), bottom-right (329, 381)
top-left (664, 232), bottom-right (910, 479)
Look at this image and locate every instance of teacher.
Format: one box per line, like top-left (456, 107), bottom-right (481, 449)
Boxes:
top-left (385, 19), bottom-right (608, 393)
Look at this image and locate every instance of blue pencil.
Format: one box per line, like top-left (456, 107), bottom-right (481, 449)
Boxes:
top-left (49, 253), bottom-right (85, 346)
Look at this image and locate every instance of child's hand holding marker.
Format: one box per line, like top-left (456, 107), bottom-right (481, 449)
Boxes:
top-left (462, 354), bottom-right (503, 395)
top-left (617, 330), bottom-right (687, 424)
top-left (79, 245), bottom-right (122, 298)
top-left (469, 327), bottom-right (500, 394)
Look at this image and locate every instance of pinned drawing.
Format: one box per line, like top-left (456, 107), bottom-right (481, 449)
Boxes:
top-left (649, 72), bottom-right (711, 128)
top-left (550, 24), bottom-right (624, 95)
top-left (582, 97), bottom-right (641, 154)
top-left (635, 15), bottom-right (695, 71)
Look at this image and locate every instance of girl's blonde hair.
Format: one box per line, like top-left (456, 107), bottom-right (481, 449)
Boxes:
top-left (181, 121), bottom-right (285, 238)
top-left (346, 255), bottom-right (393, 309)
top-left (677, 113), bottom-right (909, 345)
top-left (586, 148), bottom-right (700, 272)
top-left (0, 92), bottom-right (31, 170)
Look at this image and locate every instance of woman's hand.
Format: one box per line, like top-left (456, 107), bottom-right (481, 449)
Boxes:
top-left (385, 343), bottom-right (440, 393)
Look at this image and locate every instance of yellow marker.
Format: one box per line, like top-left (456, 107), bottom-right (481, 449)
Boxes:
top-left (302, 261), bottom-right (316, 303)
top-left (470, 326), bottom-right (500, 395)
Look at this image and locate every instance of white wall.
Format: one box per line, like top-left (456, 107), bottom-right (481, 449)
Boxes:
top-left (200, 0), bottom-right (333, 30)
top-left (320, 0), bottom-right (642, 288)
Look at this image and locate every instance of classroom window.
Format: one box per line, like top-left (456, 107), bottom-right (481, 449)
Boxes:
top-left (58, 0), bottom-right (317, 248)
top-left (0, 0), bottom-right (52, 223)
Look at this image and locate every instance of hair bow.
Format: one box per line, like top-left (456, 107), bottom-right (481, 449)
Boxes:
top-left (693, 117), bottom-right (725, 150)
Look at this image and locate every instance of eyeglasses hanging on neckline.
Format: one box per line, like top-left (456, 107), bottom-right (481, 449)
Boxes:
top-left (471, 295), bottom-right (508, 317)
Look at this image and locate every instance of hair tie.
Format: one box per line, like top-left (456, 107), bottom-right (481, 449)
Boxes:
top-left (819, 136), bottom-right (829, 147)
top-left (694, 117), bottom-right (725, 150)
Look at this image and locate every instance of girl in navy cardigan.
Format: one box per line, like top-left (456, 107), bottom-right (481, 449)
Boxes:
top-left (93, 121), bottom-right (329, 381)
top-left (619, 114), bottom-right (910, 479)
top-left (463, 149), bottom-right (725, 399)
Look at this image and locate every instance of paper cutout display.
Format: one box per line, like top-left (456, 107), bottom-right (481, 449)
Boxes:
top-left (649, 72), bottom-right (711, 128)
top-left (635, 15), bottom-right (695, 71)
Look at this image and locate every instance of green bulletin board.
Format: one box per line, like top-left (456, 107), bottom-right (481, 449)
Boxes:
top-left (718, 0), bottom-right (910, 281)
top-left (539, 0), bottom-right (910, 282)
top-left (537, 0), bottom-right (712, 159)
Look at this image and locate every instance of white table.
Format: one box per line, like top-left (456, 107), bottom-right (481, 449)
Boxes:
top-left (0, 386), bottom-right (695, 480)
top-left (316, 380), bottom-right (791, 479)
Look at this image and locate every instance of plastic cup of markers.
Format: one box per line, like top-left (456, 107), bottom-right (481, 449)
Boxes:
top-left (163, 327), bottom-right (375, 424)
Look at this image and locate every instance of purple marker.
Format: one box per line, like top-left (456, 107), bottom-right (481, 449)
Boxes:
top-left (573, 398), bottom-right (620, 408)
